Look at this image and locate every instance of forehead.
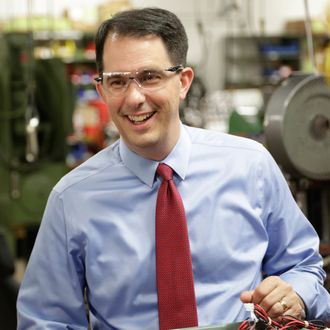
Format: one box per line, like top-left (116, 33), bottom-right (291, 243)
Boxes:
top-left (102, 34), bottom-right (172, 71)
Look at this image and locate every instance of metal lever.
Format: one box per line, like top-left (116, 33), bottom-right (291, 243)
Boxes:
top-left (25, 115), bottom-right (39, 162)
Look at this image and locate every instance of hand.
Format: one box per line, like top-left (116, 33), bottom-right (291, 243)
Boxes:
top-left (240, 276), bottom-right (306, 320)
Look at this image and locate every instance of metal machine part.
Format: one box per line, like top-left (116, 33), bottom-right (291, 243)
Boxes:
top-left (25, 115), bottom-right (39, 162)
top-left (264, 73), bottom-right (330, 180)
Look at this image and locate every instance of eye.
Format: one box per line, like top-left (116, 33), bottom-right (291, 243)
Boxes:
top-left (105, 76), bottom-right (127, 90)
top-left (139, 70), bottom-right (163, 85)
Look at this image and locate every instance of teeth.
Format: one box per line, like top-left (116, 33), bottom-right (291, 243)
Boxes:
top-left (128, 113), bottom-right (153, 122)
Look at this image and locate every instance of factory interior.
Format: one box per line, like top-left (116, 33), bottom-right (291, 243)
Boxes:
top-left (0, 0), bottom-right (330, 328)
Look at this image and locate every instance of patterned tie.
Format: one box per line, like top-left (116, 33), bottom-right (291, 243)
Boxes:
top-left (155, 163), bottom-right (198, 330)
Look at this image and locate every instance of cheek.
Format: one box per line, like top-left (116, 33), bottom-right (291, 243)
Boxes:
top-left (105, 97), bottom-right (122, 115)
top-left (156, 92), bottom-right (180, 115)
top-left (169, 89), bottom-right (182, 110)
top-left (163, 81), bottom-right (182, 104)
top-left (171, 81), bottom-right (184, 103)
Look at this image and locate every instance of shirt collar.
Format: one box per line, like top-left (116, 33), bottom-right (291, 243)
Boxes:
top-left (119, 123), bottom-right (191, 187)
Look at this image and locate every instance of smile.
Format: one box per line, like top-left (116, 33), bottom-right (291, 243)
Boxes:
top-left (128, 112), bottom-right (155, 123)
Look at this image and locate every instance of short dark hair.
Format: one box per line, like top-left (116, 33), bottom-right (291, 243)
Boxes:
top-left (95, 7), bottom-right (188, 74)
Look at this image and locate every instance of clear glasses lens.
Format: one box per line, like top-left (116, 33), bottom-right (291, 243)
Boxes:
top-left (100, 66), bottom-right (183, 95)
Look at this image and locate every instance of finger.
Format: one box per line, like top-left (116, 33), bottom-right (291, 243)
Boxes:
top-left (267, 299), bottom-right (289, 319)
top-left (265, 290), bottom-right (302, 319)
top-left (280, 294), bottom-right (306, 320)
top-left (240, 290), bottom-right (254, 303)
top-left (259, 289), bottom-right (289, 314)
top-left (272, 304), bottom-right (303, 322)
top-left (283, 303), bottom-right (305, 320)
top-left (250, 276), bottom-right (278, 304)
top-left (250, 277), bottom-right (283, 311)
top-left (251, 277), bottom-right (292, 315)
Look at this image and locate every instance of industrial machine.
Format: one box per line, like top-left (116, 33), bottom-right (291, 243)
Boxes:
top-left (263, 0), bottom-right (330, 292)
top-left (0, 32), bottom-right (73, 256)
top-left (264, 72), bottom-right (330, 289)
top-left (0, 32), bottom-right (73, 329)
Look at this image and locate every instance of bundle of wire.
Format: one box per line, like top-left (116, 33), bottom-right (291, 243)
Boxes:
top-left (238, 303), bottom-right (328, 330)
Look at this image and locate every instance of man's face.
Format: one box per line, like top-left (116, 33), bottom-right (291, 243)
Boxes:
top-left (96, 34), bottom-right (193, 160)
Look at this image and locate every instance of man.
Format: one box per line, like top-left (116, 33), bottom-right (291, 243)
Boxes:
top-left (17, 7), bottom-right (330, 329)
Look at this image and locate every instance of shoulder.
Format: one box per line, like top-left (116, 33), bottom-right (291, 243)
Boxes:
top-left (53, 141), bottom-right (122, 194)
top-left (184, 125), bottom-right (267, 156)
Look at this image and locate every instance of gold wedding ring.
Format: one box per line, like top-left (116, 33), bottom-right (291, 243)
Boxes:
top-left (279, 299), bottom-right (288, 312)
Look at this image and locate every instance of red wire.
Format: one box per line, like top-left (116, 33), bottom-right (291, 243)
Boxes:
top-left (238, 304), bottom-right (325, 330)
top-left (238, 320), bottom-right (250, 330)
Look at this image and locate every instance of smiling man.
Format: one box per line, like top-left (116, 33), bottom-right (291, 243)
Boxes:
top-left (17, 7), bottom-right (330, 330)
top-left (95, 32), bottom-right (192, 161)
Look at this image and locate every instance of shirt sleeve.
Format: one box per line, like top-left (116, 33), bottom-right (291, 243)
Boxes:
top-left (260, 148), bottom-right (330, 321)
top-left (17, 189), bottom-right (89, 329)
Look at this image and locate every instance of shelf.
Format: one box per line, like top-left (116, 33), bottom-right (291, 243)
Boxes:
top-left (224, 34), bottom-right (302, 89)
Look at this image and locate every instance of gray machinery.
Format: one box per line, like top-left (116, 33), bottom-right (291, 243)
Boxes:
top-left (264, 72), bottom-right (330, 250)
top-left (0, 32), bottom-right (73, 258)
top-left (264, 0), bottom-right (330, 290)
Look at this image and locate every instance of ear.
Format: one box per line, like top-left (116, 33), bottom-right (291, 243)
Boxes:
top-left (179, 67), bottom-right (194, 101)
top-left (95, 80), bottom-right (107, 102)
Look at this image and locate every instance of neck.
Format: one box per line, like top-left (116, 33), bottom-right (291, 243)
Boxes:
top-left (128, 124), bottom-right (181, 161)
top-left (135, 137), bottom-right (179, 161)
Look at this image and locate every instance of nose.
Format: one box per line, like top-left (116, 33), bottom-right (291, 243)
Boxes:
top-left (128, 77), bottom-right (142, 89)
top-left (124, 78), bottom-right (146, 106)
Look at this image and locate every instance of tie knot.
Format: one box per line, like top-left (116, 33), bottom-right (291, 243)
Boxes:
top-left (157, 163), bottom-right (173, 181)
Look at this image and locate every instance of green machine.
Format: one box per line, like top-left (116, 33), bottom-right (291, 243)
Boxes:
top-left (0, 32), bottom-right (73, 256)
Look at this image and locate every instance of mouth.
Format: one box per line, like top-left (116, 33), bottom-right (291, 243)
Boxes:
top-left (127, 112), bottom-right (156, 124)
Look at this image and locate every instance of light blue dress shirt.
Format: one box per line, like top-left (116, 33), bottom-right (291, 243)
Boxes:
top-left (17, 124), bottom-right (330, 329)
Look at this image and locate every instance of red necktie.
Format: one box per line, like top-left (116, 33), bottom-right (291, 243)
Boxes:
top-left (156, 163), bottom-right (198, 330)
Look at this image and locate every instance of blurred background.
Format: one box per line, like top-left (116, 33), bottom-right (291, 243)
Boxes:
top-left (0, 0), bottom-right (329, 328)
